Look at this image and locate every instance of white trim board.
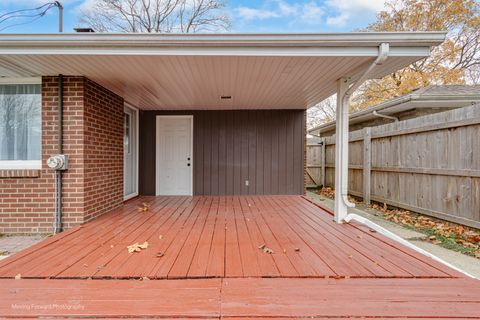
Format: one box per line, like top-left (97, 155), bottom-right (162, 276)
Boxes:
top-left (123, 103), bottom-right (139, 201)
top-left (0, 77), bottom-right (41, 84)
top-left (0, 160), bottom-right (41, 170)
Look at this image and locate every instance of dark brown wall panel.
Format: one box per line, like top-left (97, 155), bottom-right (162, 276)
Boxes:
top-left (139, 110), bottom-right (305, 196)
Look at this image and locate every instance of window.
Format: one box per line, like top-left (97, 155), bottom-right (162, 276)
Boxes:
top-left (124, 112), bottom-right (131, 154)
top-left (0, 79), bottom-right (41, 169)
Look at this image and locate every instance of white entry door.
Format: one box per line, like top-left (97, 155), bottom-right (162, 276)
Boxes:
top-left (124, 105), bottom-right (138, 200)
top-left (156, 116), bottom-right (193, 195)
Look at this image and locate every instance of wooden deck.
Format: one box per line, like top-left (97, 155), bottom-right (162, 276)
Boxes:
top-left (1, 195), bottom-right (478, 318)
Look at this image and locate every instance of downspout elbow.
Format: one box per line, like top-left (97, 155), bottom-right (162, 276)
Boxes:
top-left (372, 110), bottom-right (399, 122)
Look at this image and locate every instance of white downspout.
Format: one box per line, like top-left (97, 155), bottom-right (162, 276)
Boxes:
top-left (372, 110), bottom-right (399, 122)
top-left (344, 214), bottom-right (476, 279)
top-left (334, 43), bottom-right (390, 223)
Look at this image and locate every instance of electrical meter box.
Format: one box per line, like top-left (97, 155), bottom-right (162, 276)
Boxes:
top-left (46, 155), bottom-right (69, 171)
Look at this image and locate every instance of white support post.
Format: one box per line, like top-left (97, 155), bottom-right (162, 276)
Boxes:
top-left (334, 77), bottom-right (351, 223)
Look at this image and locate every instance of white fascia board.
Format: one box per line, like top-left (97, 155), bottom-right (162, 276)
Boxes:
top-left (0, 32), bottom-right (443, 57)
top-left (0, 46), bottom-right (432, 58)
top-left (0, 32), bottom-right (447, 47)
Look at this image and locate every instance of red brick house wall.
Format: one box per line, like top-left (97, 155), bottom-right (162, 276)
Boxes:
top-left (83, 78), bottom-right (124, 222)
top-left (0, 76), bottom-right (123, 234)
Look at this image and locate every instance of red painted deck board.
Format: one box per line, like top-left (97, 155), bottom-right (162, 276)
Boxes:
top-left (221, 278), bottom-right (480, 319)
top-left (1, 278), bottom-right (479, 318)
top-left (0, 195), bottom-right (478, 318)
top-left (0, 196), bottom-right (461, 279)
top-left (0, 278), bottom-right (221, 318)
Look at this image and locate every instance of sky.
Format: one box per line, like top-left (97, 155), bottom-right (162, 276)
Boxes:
top-left (0, 0), bottom-right (387, 33)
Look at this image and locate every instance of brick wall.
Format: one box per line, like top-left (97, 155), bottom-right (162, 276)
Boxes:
top-left (0, 76), bottom-right (124, 234)
top-left (83, 78), bottom-right (124, 222)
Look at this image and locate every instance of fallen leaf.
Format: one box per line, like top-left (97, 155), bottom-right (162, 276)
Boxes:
top-left (159, 235), bottom-right (163, 240)
top-left (127, 241), bottom-right (149, 253)
top-left (14, 274), bottom-right (21, 280)
top-left (137, 242), bottom-right (149, 249)
top-left (156, 251), bottom-right (165, 258)
top-left (369, 229), bottom-right (377, 233)
top-left (283, 249), bottom-right (287, 254)
top-left (348, 255), bottom-right (353, 259)
top-left (142, 276), bottom-right (150, 281)
top-left (356, 235), bottom-right (363, 239)
top-left (258, 244), bottom-right (266, 249)
top-left (263, 247), bottom-right (274, 254)
top-left (294, 248), bottom-right (300, 252)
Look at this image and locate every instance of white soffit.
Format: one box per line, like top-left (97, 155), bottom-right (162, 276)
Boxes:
top-left (0, 33), bottom-right (445, 110)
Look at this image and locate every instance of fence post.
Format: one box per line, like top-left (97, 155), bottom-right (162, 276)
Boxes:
top-left (363, 127), bottom-right (371, 205)
top-left (320, 137), bottom-right (326, 187)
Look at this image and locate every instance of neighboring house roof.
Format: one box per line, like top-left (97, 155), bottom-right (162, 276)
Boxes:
top-left (0, 32), bottom-right (445, 110)
top-left (308, 85), bottom-right (480, 134)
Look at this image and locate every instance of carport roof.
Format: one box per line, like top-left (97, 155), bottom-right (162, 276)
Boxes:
top-left (0, 32), bottom-right (445, 110)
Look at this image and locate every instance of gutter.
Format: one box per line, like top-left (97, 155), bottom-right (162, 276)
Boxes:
top-left (308, 94), bottom-right (480, 135)
top-left (0, 32), bottom-right (447, 47)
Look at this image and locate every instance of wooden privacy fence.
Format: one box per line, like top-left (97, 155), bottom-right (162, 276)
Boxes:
top-left (306, 104), bottom-right (480, 229)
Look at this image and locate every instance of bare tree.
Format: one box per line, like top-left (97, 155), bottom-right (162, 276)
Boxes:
top-left (78, 0), bottom-right (230, 33)
top-left (466, 64), bottom-right (480, 85)
top-left (307, 95), bottom-right (336, 130)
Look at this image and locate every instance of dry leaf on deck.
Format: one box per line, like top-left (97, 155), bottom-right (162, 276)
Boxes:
top-left (258, 244), bottom-right (266, 249)
top-left (14, 274), bottom-right (21, 280)
top-left (127, 241), bottom-right (149, 253)
top-left (263, 247), bottom-right (274, 254)
top-left (156, 251), bottom-right (165, 258)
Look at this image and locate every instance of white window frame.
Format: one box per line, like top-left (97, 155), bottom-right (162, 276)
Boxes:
top-left (124, 103), bottom-right (139, 201)
top-left (0, 77), bottom-right (42, 170)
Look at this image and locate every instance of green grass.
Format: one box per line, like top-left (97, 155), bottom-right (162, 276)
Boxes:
top-left (419, 228), bottom-right (478, 256)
